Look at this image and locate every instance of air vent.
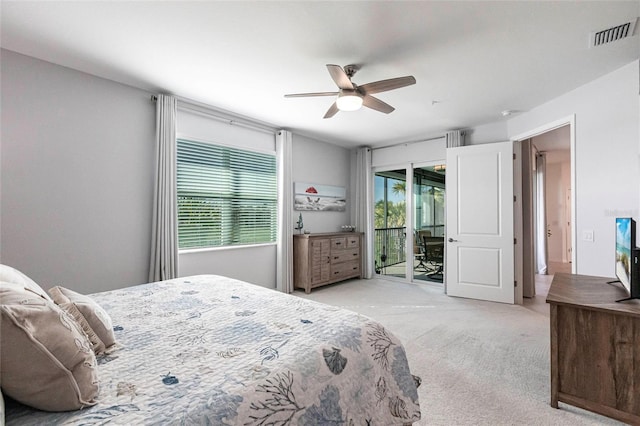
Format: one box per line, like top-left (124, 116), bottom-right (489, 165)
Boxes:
top-left (589, 18), bottom-right (638, 48)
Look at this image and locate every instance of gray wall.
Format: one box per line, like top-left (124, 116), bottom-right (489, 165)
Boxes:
top-left (371, 138), bottom-right (446, 168)
top-left (1, 49), bottom-right (353, 293)
top-left (1, 49), bottom-right (155, 293)
top-left (5, 47), bottom-right (634, 291)
top-left (465, 121), bottom-right (509, 145)
top-left (507, 60), bottom-right (639, 277)
top-left (291, 134), bottom-right (351, 234)
top-left (371, 60), bottom-right (639, 281)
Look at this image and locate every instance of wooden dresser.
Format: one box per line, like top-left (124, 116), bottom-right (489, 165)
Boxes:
top-left (546, 273), bottom-right (640, 424)
top-left (293, 232), bottom-right (363, 293)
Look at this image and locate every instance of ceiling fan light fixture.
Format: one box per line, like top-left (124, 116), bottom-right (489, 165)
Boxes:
top-left (336, 91), bottom-right (363, 111)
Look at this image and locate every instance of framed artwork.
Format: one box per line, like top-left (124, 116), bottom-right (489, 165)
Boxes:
top-left (294, 182), bottom-right (346, 211)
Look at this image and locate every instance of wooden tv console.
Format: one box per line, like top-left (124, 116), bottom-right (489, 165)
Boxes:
top-left (546, 273), bottom-right (640, 424)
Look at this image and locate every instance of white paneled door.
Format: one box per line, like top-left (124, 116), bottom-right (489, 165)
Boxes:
top-left (445, 142), bottom-right (514, 304)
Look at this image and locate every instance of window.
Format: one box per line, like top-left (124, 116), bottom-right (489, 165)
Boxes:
top-left (176, 138), bottom-right (277, 249)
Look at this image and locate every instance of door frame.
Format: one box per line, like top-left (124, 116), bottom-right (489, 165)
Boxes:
top-left (511, 115), bottom-right (577, 285)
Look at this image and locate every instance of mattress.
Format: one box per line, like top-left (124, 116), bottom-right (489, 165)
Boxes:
top-left (5, 274), bottom-right (421, 425)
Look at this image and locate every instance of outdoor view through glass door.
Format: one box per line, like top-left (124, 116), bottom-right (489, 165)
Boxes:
top-left (413, 165), bottom-right (445, 283)
top-left (374, 165), bottom-right (445, 282)
top-left (374, 170), bottom-right (406, 278)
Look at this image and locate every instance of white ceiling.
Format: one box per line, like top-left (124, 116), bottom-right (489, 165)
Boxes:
top-left (1, 1), bottom-right (638, 149)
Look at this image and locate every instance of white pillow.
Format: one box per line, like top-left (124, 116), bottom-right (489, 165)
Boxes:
top-left (0, 264), bottom-right (52, 302)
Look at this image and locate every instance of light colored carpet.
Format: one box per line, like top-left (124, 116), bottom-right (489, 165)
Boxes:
top-left (294, 276), bottom-right (623, 426)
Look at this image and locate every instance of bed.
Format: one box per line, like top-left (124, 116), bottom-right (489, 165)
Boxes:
top-left (2, 273), bottom-right (421, 425)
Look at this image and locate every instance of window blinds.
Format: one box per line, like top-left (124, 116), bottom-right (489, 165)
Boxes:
top-left (177, 138), bottom-right (277, 249)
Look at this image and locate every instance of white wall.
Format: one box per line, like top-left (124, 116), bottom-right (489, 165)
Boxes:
top-left (291, 134), bottom-right (351, 233)
top-left (507, 60), bottom-right (640, 277)
top-left (1, 49), bottom-right (156, 293)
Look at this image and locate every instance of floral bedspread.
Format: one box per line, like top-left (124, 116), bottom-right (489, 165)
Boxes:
top-left (5, 275), bottom-right (421, 425)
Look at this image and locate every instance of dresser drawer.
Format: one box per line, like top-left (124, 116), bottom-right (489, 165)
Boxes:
top-left (331, 237), bottom-right (347, 249)
top-left (331, 260), bottom-right (360, 279)
top-left (345, 235), bottom-right (360, 248)
top-left (330, 248), bottom-right (360, 264)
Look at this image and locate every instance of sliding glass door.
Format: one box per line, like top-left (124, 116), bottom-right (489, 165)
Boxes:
top-left (373, 164), bottom-right (445, 283)
top-left (413, 165), bottom-right (446, 283)
top-left (374, 169), bottom-right (407, 279)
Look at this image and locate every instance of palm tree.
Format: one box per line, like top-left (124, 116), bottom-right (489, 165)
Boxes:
top-left (391, 181), bottom-right (406, 196)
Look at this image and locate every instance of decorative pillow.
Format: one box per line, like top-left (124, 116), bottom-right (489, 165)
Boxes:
top-left (49, 286), bottom-right (117, 352)
top-left (48, 290), bottom-right (107, 355)
top-left (0, 288), bottom-right (99, 412)
top-left (0, 264), bottom-right (52, 302)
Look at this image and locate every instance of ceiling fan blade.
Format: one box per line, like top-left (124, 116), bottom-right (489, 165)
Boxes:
top-left (323, 102), bottom-right (339, 119)
top-left (359, 76), bottom-right (416, 95)
top-left (363, 95), bottom-right (395, 114)
top-left (284, 92), bottom-right (338, 98)
top-left (326, 64), bottom-right (354, 90)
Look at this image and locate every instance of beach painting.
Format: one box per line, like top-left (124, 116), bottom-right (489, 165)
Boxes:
top-left (294, 182), bottom-right (346, 211)
top-left (616, 217), bottom-right (632, 288)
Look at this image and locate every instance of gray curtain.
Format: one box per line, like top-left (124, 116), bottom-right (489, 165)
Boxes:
top-left (276, 130), bottom-right (294, 293)
top-left (149, 94), bottom-right (178, 282)
top-left (445, 130), bottom-right (465, 148)
top-left (353, 147), bottom-right (374, 279)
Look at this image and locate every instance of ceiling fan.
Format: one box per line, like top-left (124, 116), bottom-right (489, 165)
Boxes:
top-left (284, 64), bottom-right (416, 119)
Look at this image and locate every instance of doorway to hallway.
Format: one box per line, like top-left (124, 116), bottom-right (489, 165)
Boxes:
top-left (515, 120), bottom-right (575, 299)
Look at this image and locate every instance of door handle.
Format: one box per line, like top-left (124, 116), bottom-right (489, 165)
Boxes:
top-left (448, 238), bottom-right (458, 243)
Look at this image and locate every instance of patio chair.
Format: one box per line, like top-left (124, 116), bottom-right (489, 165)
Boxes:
top-left (423, 235), bottom-right (444, 280)
top-left (414, 230), bottom-right (432, 271)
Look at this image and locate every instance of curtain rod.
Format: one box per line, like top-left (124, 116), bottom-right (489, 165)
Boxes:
top-left (372, 135), bottom-right (445, 150)
top-left (151, 94), bottom-right (277, 135)
top-left (373, 130), bottom-right (467, 150)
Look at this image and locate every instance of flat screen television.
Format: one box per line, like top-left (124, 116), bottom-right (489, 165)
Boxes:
top-left (613, 217), bottom-right (639, 302)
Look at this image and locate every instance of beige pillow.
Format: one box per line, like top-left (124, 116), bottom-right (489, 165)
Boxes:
top-left (0, 264), bottom-right (52, 302)
top-left (49, 286), bottom-right (117, 351)
top-left (0, 288), bottom-right (99, 412)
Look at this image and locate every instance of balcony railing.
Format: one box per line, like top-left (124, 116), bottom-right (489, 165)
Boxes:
top-left (374, 226), bottom-right (446, 273)
top-left (374, 227), bottom-right (406, 272)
